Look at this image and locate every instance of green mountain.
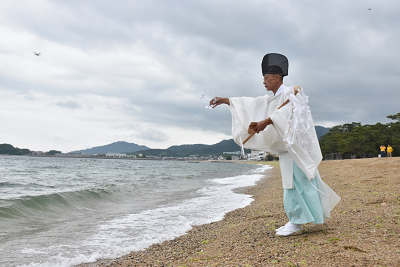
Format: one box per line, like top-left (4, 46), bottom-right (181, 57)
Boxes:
top-left (0, 144), bottom-right (31, 155)
top-left (3, 125), bottom-right (329, 157)
top-left (69, 141), bottom-right (150, 154)
top-left (133, 126), bottom-right (329, 157)
top-left (132, 139), bottom-right (249, 157)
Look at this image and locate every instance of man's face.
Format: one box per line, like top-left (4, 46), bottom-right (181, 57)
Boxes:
top-left (263, 74), bottom-right (280, 92)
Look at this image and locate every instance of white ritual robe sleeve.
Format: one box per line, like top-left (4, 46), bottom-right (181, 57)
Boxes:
top-left (287, 132), bottom-right (322, 179)
top-left (229, 95), bottom-right (271, 150)
top-left (269, 88), bottom-right (322, 180)
top-left (287, 115), bottom-right (322, 180)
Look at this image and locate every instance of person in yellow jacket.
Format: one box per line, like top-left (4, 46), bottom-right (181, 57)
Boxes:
top-left (387, 145), bottom-right (393, 157)
top-left (380, 145), bottom-right (386, 157)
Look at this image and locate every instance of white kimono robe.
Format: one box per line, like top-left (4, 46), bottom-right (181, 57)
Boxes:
top-left (229, 84), bottom-right (340, 220)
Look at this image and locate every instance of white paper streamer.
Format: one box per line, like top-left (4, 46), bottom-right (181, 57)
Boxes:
top-left (283, 87), bottom-right (315, 151)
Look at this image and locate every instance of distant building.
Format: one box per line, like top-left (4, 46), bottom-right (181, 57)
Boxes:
top-left (223, 151), bottom-right (241, 155)
top-left (248, 150), bottom-right (267, 161)
top-left (54, 153), bottom-right (93, 158)
top-left (106, 153), bottom-right (127, 158)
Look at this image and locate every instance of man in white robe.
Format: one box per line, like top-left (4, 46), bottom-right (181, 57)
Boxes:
top-left (210, 53), bottom-right (340, 236)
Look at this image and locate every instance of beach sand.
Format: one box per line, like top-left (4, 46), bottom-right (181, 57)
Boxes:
top-left (77, 158), bottom-right (400, 267)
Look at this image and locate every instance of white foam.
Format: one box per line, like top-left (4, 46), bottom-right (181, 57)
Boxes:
top-left (18, 164), bottom-right (273, 267)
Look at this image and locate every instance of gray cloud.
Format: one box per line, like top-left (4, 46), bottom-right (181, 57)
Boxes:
top-left (133, 128), bottom-right (170, 143)
top-left (1, 0), bottom-right (399, 151)
top-left (56, 100), bottom-right (83, 110)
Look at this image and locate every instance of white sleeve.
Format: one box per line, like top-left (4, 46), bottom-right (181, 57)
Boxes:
top-left (270, 87), bottom-right (323, 179)
top-left (229, 95), bottom-right (271, 150)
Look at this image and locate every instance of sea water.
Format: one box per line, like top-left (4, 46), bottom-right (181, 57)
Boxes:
top-left (0, 156), bottom-right (272, 267)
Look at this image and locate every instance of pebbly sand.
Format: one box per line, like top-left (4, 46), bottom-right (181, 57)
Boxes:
top-left (77, 157), bottom-right (400, 267)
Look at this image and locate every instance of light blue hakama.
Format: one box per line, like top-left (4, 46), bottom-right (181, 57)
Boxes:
top-left (283, 161), bottom-right (325, 224)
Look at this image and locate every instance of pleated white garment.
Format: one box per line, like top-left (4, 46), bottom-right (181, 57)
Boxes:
top-left (229, 84), bottom-right (340, 221)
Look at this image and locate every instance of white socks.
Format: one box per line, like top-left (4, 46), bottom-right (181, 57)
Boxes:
top-left (275, 222), bottom-right (302, 236)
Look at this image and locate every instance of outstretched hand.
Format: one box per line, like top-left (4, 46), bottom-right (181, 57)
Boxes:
top-left (209, 97), bottom-right (229, 108)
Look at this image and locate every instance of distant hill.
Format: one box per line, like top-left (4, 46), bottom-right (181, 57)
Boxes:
top-left (169, 139), bottom-right (248, 156)
top-left (69, 126), bottom-right (329, 156)
top-left (69, 141), bottom-right (150, 154)
top-left (0, 143), bottom-right (31, 155)
top-left (133, 139), bottom-right (250, 157)
top-left (315, 126), bottom-right (330, 140)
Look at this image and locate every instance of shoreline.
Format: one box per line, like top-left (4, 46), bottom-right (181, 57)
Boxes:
top-left (77, 158), bottom-right (400, 267)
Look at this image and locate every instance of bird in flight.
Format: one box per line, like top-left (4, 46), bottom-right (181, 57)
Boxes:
top-left (368, 8), bottom-right (371, 10)
top-left (34, 52), bottom-right (41, 56)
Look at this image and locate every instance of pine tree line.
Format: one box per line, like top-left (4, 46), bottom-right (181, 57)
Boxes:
top-left (319, 113), bottom-right (400, 159)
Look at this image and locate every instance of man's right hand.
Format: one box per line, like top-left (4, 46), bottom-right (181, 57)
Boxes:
top-left (209, 97), bottom-right (230, 108)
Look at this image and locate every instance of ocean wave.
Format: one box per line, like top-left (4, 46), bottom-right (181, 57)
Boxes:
top-left (0, 181), bottom-right (25, 187)
top-left (0, 188), bottom-right (113, 219)
top-left (1, 160), bottom-right (271, 266)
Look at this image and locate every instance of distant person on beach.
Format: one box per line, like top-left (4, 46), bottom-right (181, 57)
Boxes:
top-left (210, 53), bottom-right (340, 236)
top-left (380, 145), bottom-right (386, 157)
top-left (387, 145), bottom-right (393, 157)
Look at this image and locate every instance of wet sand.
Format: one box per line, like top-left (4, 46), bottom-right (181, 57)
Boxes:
top-left (77, 158), bottom-right (400, 267)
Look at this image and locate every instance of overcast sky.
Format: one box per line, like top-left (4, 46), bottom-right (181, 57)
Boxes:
top-left (1, 0), bottom-right (399, 152)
